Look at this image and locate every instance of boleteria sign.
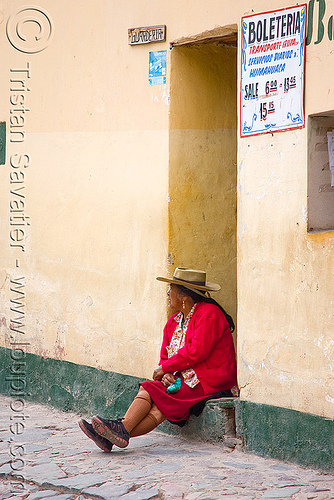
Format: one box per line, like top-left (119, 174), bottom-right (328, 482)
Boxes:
top-left (240, 4), bottom-right (307, 137)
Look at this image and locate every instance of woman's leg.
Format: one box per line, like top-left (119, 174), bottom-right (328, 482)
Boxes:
top-left (121, 387), bottom-right (152, 433)
top-left (92, 387), bottom-right (165, 447)
top-left (130, 404), bottom-right (166, 437)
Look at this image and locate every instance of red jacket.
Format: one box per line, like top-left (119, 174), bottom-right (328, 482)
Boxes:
top-left (159, 301), bottom-right (237, 395)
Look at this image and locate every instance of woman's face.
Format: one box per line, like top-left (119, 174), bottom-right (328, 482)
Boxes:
top-left (167, 284), bottom-right (183, 311)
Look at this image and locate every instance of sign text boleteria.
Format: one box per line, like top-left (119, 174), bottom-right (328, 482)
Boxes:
top-left (241, 5), bottom-right (306, 137)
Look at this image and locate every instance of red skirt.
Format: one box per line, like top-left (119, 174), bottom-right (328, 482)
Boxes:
top-left (140, 377), bottom-right (206, 423)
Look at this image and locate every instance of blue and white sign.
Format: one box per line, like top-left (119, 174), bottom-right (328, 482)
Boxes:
top-left (241, 5), bottom-right (306, 137)
top-left (149, 50), bottom-right (167, 85)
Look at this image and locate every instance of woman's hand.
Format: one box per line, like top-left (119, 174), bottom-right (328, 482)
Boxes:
top-left (152, 366), bottom-right (177, 387)
top-left (152, 366), bottom-right (164, 381)
top-left (161, 372), bottom-right (176, 388)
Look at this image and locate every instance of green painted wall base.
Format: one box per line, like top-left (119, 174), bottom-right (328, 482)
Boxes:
top-left (235, 400), bottom-right (334, 473)
top-left (0, 346), bottom-right (143, 418)
top-left (1, 346), bottom-right (333, 472)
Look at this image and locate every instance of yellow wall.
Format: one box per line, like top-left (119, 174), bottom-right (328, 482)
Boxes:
top-left (0, 0), bottom-right (171, 378)
top-left (238, 131), bottom-right (334, 419)
top-left (0, 0), bottom-right (333, 419)
top-left (237, 2), bottom-right (334, 419)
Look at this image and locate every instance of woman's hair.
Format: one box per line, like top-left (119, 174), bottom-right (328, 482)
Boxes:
top-left (176, 284), bottom-right (235, 333)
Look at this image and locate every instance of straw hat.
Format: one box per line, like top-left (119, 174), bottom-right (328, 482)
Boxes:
top-left (156, 267), bottom-right (221, 296)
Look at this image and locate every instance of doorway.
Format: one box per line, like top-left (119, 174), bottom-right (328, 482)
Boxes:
top-left (168, 26), bottom-right (238, 333)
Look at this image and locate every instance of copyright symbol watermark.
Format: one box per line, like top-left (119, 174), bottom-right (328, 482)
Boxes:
top-left (6, 6), bottom-right (53, 54)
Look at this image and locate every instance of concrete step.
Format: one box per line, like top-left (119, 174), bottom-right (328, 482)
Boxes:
top-left (159, 397), bottom-right (239, 449)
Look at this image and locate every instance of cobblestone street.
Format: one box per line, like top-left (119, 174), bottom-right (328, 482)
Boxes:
top-left (0, 396), bottom-right (333, 500)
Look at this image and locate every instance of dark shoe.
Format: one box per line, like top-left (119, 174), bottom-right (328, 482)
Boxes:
top-left (79, 418), bottom-right (113, 453)
top-left (92, 416), bottom-right (130, 448)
